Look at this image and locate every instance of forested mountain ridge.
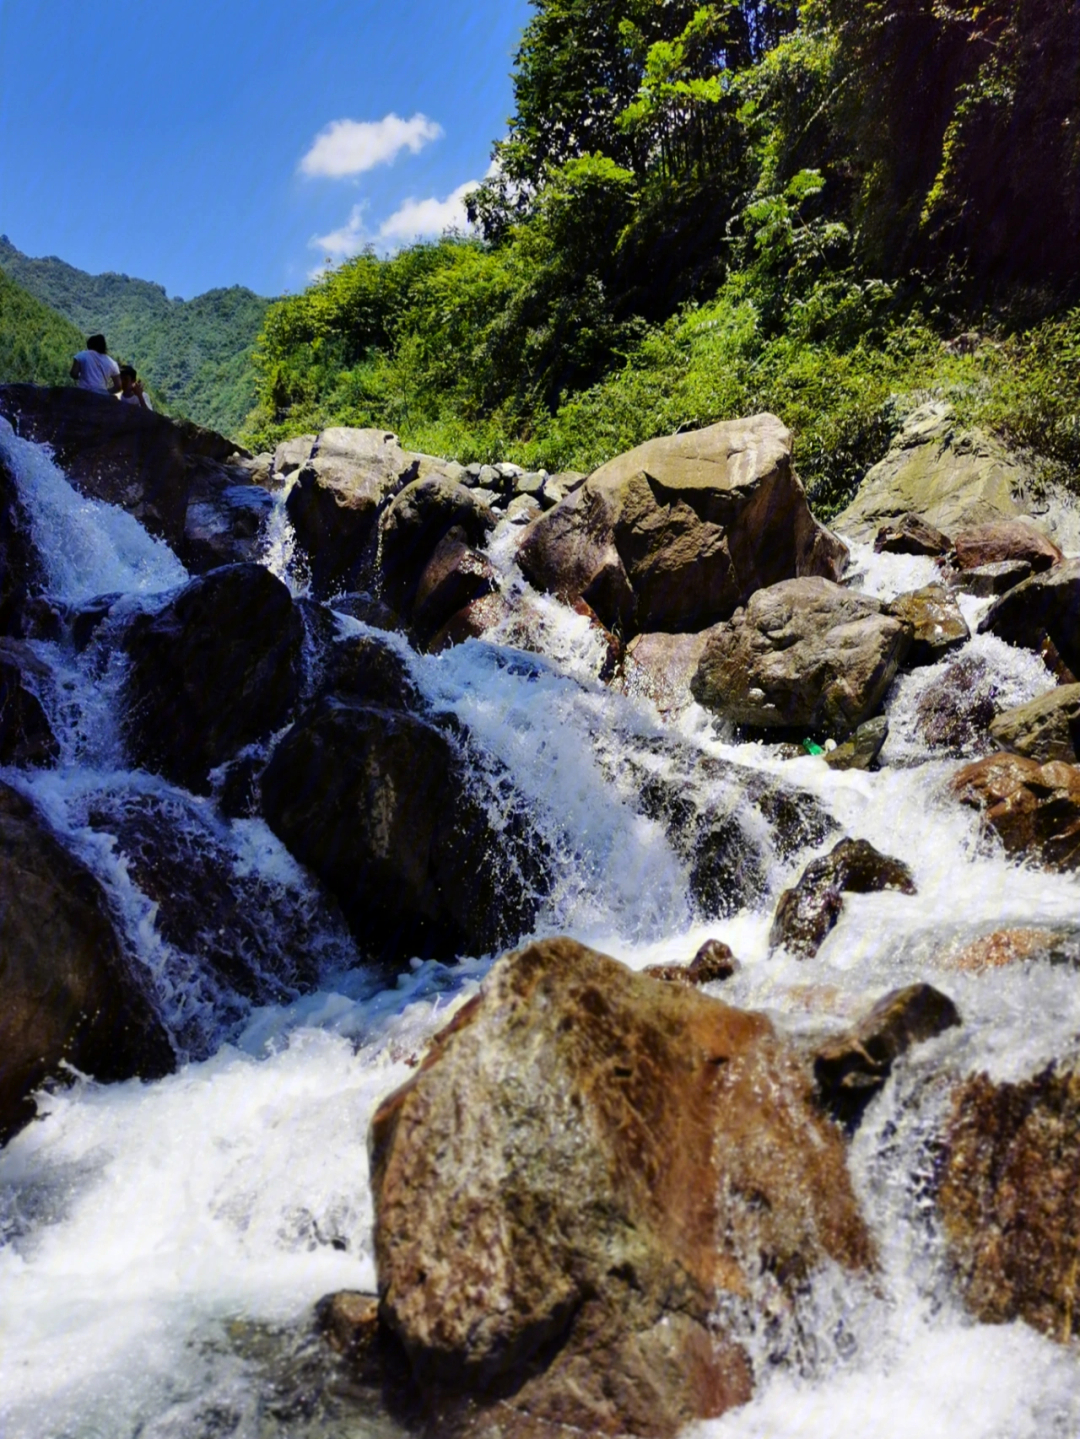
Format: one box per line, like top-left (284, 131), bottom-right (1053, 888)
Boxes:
top-left (0, 236), bottom-right (268, 436)
top-left (0, 268), bottom-right (86, 388)
top-left (246, 0), bottom-right (1080, 517)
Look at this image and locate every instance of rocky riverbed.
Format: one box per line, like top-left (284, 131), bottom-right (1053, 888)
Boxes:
top-left (1, 386), bottom-right (1080, 1438)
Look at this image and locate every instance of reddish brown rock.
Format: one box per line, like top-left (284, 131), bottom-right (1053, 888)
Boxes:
top-left (885, 584), bottom-right (968, 667)
top-left (988, 685), bottom-right (1080, 765)
top-left (370, 938), bottom-right (872, 1438)
top-left (518, 416), bottom-right (847, 638)
top-left (769, 838), bottom-right (917, 958)
top-left (951, 753), bottom-right (1080, 870)
top-left (412, 529), bottom-right (498, 646)
top-left (623, 629), bottom-right (712, 717)
top-left (644, 938), bottom-right (739, 985)
top-left (979, 559), bottom-right (1080, 682)
top-left (936, 927), bottom-right (1077, 973)
top-left (938, 1062), bottom-right (1080, 1340)
top-left (952, 519), bottom-right (1062, 574)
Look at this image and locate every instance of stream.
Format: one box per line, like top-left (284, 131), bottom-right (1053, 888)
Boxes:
top-left (1, 418), bottom-right (1079, 1438)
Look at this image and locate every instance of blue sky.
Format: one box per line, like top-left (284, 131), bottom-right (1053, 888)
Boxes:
top-left (0, 0), bottom-right (531, 300)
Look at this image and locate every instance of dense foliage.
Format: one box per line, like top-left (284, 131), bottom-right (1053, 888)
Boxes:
top-left (0, 237), bottom-right (268, 435)
top-left (0, 268), bottom-right (86, 387)
top-left (247, 0), bottom-right (1080, 507)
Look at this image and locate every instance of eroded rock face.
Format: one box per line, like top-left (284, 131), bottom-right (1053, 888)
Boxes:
top-left (691, 578), bottom-right (910, 734)
top-left (951, 753), bottom-right (1080, 870)
top-left (370, 938), bottom-right (873, 1437)
top-left (979, 559), bottom-right (1080, 682)
top-left (519, 415), bottom-right (847, 638)
top-left (0, 781), bottom-right (174, 1141)
top-left (938, 1061), bottom-right (1080, 1341)
top-left (123, 563), bottom-right (303, 792)
top-left (989, 685), bottom-right (1080, 765)
top-left (769, 838), bottom-right (917, 958)
top-left (885, 585), bottom-right (969, 667)
top-left (260, 697), bottom-right (549, 964)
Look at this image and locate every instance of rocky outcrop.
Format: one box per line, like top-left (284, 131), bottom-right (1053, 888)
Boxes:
top-left (938, 1061), bottom-right (1080, 1341)
top-left (813, 983), bottom-right (961, 1130)
top-left (951, 753), bottom-right (1080, 870)
top-left (260, 697), bottom-right (549, 964)
top-left (769, 838), bottom-right (917, 958)
top-left (952, 519), bottom-right (1062, 574)
top-left (988, 685), bottom-right (1080, 765)
top-left (691, 578), bottom-right (910, 734)
top-left (285, 428), bottom-right (423, 595)
top-left (518, 415), bottom-right (847, 638)
top-left (885, 585), bottom-right (968, 667)
top-left (0, 638), bottom-right (57, 766)
top-left (0, 781), bottom-right (174, 1141)
top-left (370, 938), bottom-right (872, 1437)
top-left (123, 563), bottom-right (304, 792)
top-left (833, 403), bottom-right (1048, 543)
top-left (978, 559), bottom-right (1080, 682)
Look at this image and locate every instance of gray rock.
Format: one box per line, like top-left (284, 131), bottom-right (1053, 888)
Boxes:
top-left (506, 493), bottom-right (543, 525)
top-left (949, 559), bottom-right (1034, 597)
top-left (378, 477), bottom-right (495, 613)
top-left (691, 577), bottom-right (910, 734)
top-left (540, 476), bottom-right (566, 508)
top-left (272, 433), bottom-right (316, 480)
top-left (496, 461), bottom-right (523, 480)
top-left (514, 470), bottom-right (545, 496)
top-left (989, 685), bottom-right (1080, 764)
top-left (477, 464), bottom-right (500, 489)
top-left (874, 513), bottom-right (953, 556)
top-left (979, 558), bottom-right (1080, 681)
top-left (823, 716), bottom-right (889, 771)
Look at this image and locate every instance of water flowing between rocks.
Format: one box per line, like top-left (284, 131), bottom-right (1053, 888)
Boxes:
top-left (2, 418), bottom-right (1080, 1438)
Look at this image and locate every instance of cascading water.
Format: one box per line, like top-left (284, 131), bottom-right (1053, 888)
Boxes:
top-left (2, 423), bottom-right (1079, 1438)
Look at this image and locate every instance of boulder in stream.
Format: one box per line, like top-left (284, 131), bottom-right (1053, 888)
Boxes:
top-left (952, 519), bottom-right (1062, 574)
top-left (370, 937), bottom-right (873, 1437)
top-left (988, 684), bottom-right (1080, 765)
top-left (769, 837), bottom-right (917, 958)
top-left (379, 476), bottom-right (496, 614)
top-left (0, 638), bottom-right (58, 766)
top-left (518, 415), bottom-right (847, 638)
top-left (644, 937), bottom-right (739, 985)
top-left (951, 752), bottom-right (1080, 870)
top-left (0, 780), bottom-right (174, 1142)
top-left (123, 562), bottom-right (304, 793)
top-left (913, 654), bottom-right (1002, 756)
top-left (873, 512), bottom-right (952, 557)
top-left (978, 558), bottom-right (1080, 682)
top-left (691, 578), bottom-right (910, 734)
top-left (885, 584), bottom-right (969, 667)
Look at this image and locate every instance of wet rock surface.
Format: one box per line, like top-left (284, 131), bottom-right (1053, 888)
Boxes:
top-left (0, 638), bottom-right (58, 766)
top-left (692, 578), bottom-right (910, 734)
top-left (370, 938), bottom-right (872, 1438)
top-left (938, 1060), bottom-right (1080, 1341)
top-left (123, 563), bottom-right (304, 793)
top-left (885, 584), bottom-right (968, 667)
top-left (873, 512), bottom-right (952, 557)
top-left (951, 752), bottom-right (1080, 870)
top-left (412, 530), bottom-right (498, 647)
top-left (913, 654), bottom-right (1003, 756)
top-left (644, 938), bottom-right (739, 985)
top-left (988, 684), bottom-right (1080, 765)
top-left (379, 476), bottom-right (496, 615)
top-left (622, 629), bottom-right (712, 718)
top-left (0, 448), bottom-right (41, 635)
top-left (948, 558), bottom-right (1034, 597)
top-left (769, 838), bottom-right (917, 958)
top-left (979, 558), bottom-right (1080, 682)
top-left (0, 780), bottom-right (174, 1141)
top-left (822, 715), bottom-right (888, 771)
top-left (519, 415), bottom-right (846, 637)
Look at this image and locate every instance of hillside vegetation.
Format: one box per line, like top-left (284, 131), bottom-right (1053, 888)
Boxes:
top-left (245, 0), bottom-right (1080, 515)
top-left (0, 236), bottom-right (268, 436)
top-left (0, 268), bottom-right (86, 387)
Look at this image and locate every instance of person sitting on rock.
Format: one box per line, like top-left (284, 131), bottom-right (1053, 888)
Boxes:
top-left (118, 365), bottom-right (152, 411)
top-left (70, 334), bottom-right (121, 394)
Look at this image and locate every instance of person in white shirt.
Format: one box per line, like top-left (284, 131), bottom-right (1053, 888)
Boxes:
top-left (118, 365), bottom-right (153, 411)
top-left (70, 334), bottom-right (121, 394)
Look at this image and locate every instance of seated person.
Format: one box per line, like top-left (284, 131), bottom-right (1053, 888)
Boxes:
top-left (70, 335), bottom-right (121, 394)
top-left (118, 365), bottom-right (153, 410)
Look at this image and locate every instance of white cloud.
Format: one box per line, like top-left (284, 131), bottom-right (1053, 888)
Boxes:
top-left (310, 205), bottom-right (370, 270)
top-left (299, 113), bottom-right (443, 178)
top-left (377, 179), bottom-right (481, 242)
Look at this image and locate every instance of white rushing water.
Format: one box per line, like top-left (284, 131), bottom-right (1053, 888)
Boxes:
top-left (1, 429), bottom-right (1079, 1437)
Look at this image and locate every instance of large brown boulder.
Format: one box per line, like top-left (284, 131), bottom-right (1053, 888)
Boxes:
top-left (885, 584), bottom-right (968, 667)
top-left (379, 476), bottom-right (495, 614)
top-left (938, 1061), bottom-right (1080, 1340)
top-left (691, 578), bottom-right (910, 734)
top-left (769, 837), bottom-right (916, 958)
top-left (951, 753), bottom-right (1080, 870)
top-left (0, 781), bottom-right (174, 1141)
top-left (260, 697), bottom-right (549, 964)
top-left (952, 519), bottom-right (1063, 574)
top-left (988, 685), bottom-right (1080, 765)
top-left (978, 559), bottom-right (1080, 682)
top-left (370, 938), bottom-right (872, 1438)
top-left (518, 416), bottom-right (847, 638)
top-left (123, 563), bottom-right (304, 792)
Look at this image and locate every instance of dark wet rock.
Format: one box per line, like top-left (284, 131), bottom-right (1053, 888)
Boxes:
top-left (0, 449), bottom-right (40, 636)
top-left (123, 563), bottom-right (304, 793)
top-left (0, 780), bottom-right (174, 1142)
top-left (320, 632), bottom-right (422, 713)
top-left (952, 519), bottom-right (1062, 574)
top-left (769, 838), bottom-right (917, 958)
top-left (951, 753), bottom-right (1080, 870)
top-left (379, 477), bottom-right (496, 615)
top-left (326, 590), bottom-right (403, 634)
top-left (938, 1060), bottom-right (1080, 1341)
top-left (0, 638), bottom-right (57, 766)
top-left (644, 938), bottom-right (739, 986)
top-left (261, 697), bottom-right (549, 965)
top-left (315, 1292), bottom-right (385, 1373)
top-left (886, 585), bottom-right (969, 667)
top-left (989, 685), bottom-right (1080, 765)
top-left (370, 938), bottom-right (872, 1437)
top-left (622, 629), bottom-right (712, 718)
top-left (692, 578), bottom-right (910, 735)
top-left (873, 513), bottom-right (952, 557)
top-left (979, 559), bottom-right (1080, 682)
top-left (71, 592), bottom-right (124, 651)
top-left (822, 716), bottom-right (889, 772)
top-left (813, 983), bottom-right (961, 1130)
top-left (519, 415), bottom-right (847, 638)
top-left (181, 467), bottom-right (274, 572)
top-left (427, 592), bottom-right (515, 652)
top-left (948, 558), bottom-right (1033, 598)
top-left (913, 655), bottom-right (1002, 756)
top-left (412, 529), bottom-right (498, 647)
top-left (285, 428), bottom-right (421, 595)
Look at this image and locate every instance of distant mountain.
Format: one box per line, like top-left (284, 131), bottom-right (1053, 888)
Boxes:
top-left (0, 266), bottom-right (86, 388)
top-left (0, 236), bottom-right (269, 436)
